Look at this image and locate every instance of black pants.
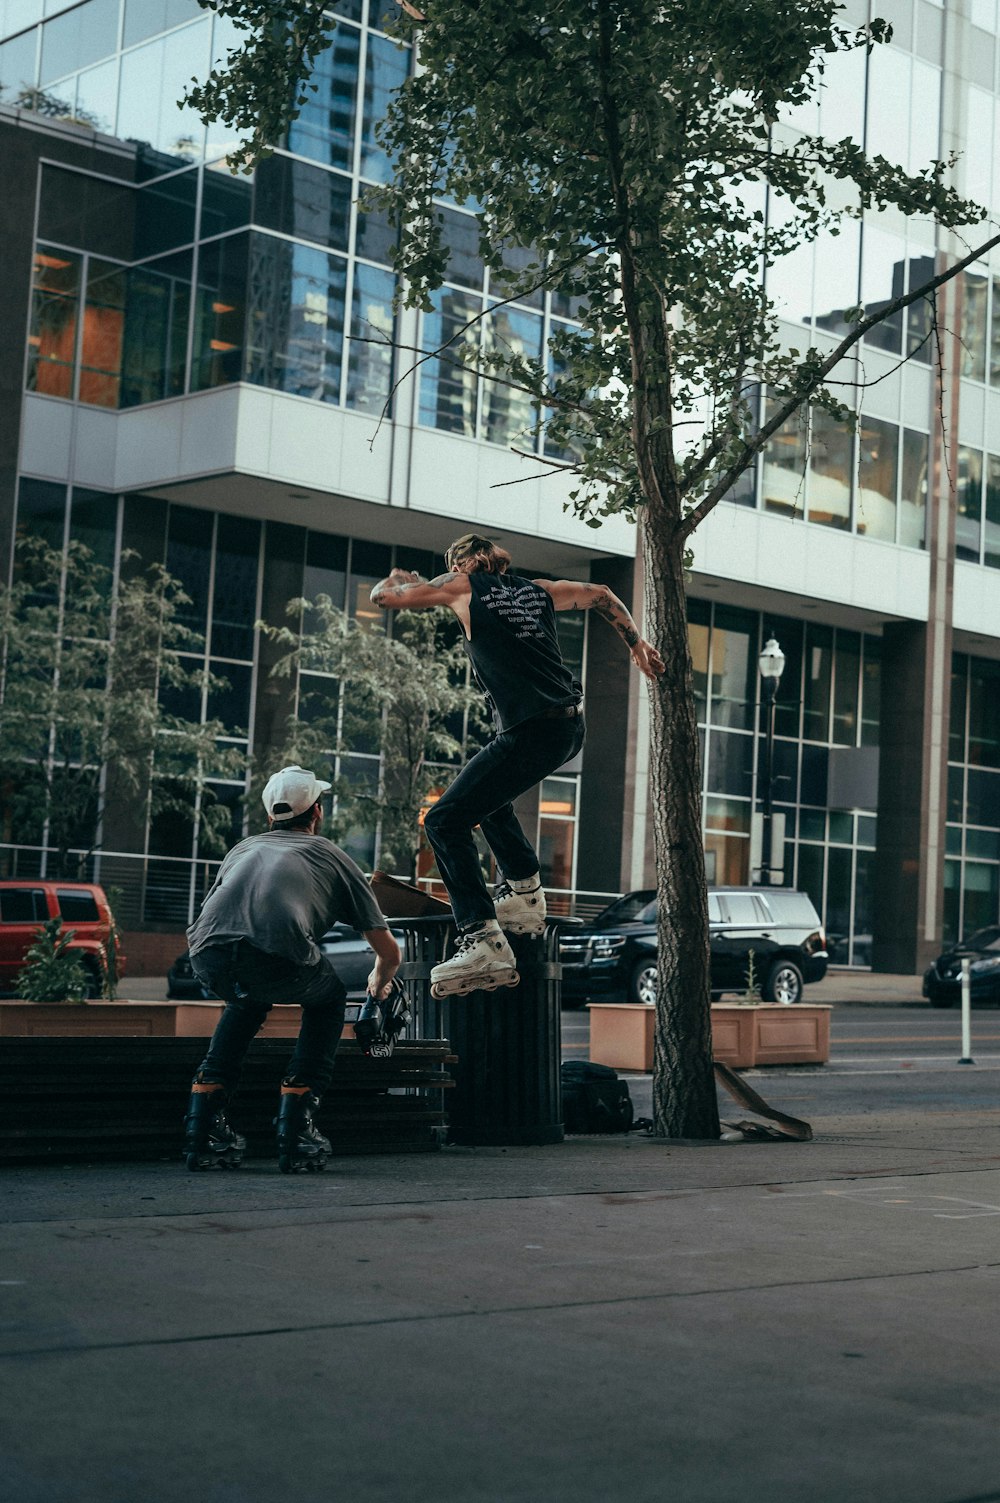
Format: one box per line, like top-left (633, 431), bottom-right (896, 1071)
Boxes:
top-left (424, 711), bottom-right (585, 930)
top-left (191, 940), bottom-right (347, 1096)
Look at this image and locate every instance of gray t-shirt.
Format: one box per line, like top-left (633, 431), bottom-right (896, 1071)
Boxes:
top-left (187, 830), bottom-right (387, 967)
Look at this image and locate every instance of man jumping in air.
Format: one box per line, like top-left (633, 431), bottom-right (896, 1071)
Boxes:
top-left (370, 533), bottom-right (664, 997)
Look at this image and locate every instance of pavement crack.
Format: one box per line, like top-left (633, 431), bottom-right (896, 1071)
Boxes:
top-left (2, 1259), bottom-right (997, 1362)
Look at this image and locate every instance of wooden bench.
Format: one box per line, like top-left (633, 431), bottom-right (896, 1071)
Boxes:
top-left (0, 1036), bottom-right (455, 1164)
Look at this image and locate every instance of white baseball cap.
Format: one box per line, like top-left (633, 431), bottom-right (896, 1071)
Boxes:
top-left (262, 765), bottom-right (332, 823)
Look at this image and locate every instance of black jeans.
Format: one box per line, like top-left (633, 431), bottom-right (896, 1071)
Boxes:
top-left (191, 940), bottom-right (347, 1096)
top-left (424, 711), bottom-right (585, 930)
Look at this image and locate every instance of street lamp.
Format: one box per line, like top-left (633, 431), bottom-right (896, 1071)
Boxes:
top-left (757, 634), bottom-right (786, 884)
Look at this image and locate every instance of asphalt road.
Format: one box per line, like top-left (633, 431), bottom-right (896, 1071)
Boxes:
top-left (562, 1003), bottom-right (1000, 1121)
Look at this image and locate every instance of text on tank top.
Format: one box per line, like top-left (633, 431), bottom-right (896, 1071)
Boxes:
top-left (463, 572), bottom-right (582, 732)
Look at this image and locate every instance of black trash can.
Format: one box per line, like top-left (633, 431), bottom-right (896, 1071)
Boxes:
top-left (390, 916), bottom-right (571, 1147)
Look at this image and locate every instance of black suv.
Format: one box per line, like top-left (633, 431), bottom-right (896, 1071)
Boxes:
top-left (559, 887), bottom-right (828, 1007)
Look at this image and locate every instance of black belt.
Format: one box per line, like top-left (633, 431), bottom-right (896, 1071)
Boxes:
top-left (535, 702), bottom-right (583, 721)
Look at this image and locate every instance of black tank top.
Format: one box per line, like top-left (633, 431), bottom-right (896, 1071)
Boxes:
top-left (463, 572), bottom-right (582, 732)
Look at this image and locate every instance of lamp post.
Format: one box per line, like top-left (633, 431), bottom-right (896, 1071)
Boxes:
top-left (757, 634), bottom-right (786, 884)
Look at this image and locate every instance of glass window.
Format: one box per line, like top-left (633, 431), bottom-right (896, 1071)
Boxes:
top-left (966, 829), bottom-right (1000, 859)
top-left (79, 258), bottom-right (125, 408)
top-left (948, 763), bottom-right (965, 824)
top-left (808, 406), bottom-right (853, 530)
top-left (56, 889), bottom-right (100, 921)
top-left (192, 233), bottom-right (248, 392)
top-left (555, 610), bottom-right (585, 681)
top-left (346, 262), bottom-right (395, 415)
top-left (135, 169), bottom-right (198, 259)
top-left (121, 250), bottom-right (191, 407)
top-left (771, 739), bottom-right (799, 804)
top-left (799, 744), bottom-right (829, 806)
top-left (349, 540), bottom-right (391, 627)
top-left (942, 857), bottom-right (960, 945)
top-left (287, 24), bottom-right (360, 171)
top-left (956, 447), bottom-right (983, 564)
top-left (418, 286), bottom-right (481, 435)
top-left (762, 399), bottom-right (808, 519)
top-left (0, 26), bottom-right (38, 102)
top-left (304, 531), bottom-right (348, 612)
top-left (984, 454), bottom-right (1000, 570)
top-left (909, 59), bottom-right (941, 175)
top-left (709, 606), bottom-right (756, 730)
top-left (355, 200), bottom-right (397, 266)
top-left (211, 515), bottom-right (260, 661)
top-left (856, 416), bottom-right (898, 542)
top-left (37, 164), bottom-right (133, 262)
top-left (962, 87), bottom-right (994, 206)
top-left (705, 797), bottom-right (751, 833)
top-left (770, 617), bottom-right (802, 740)
top-left (861, 222), bottom-right (905, 354)
top-left (819, 43), bottom-right (865, 143)
top-left (961, 272), bottom-right (988, 382)
top-left (905, 252), bottom-right (936, 365)
top-left (359, 30), bottom-right (408, 183)
top-left (812, 217), bottom-right (860, 340)
top-left (200, 166), bottom-right (253, 240)
top-left (437, 207), bottom-right (485, 290)
top-left (899, 429), bottom-right (928, 548)
top-left (122, 0), bottom-right (201, 48)
top-left (538, 816), bottom-right (574, 890)
top-left (481, 304), bottom-right (542, 446)
top-left (69, 488), bottom-right (117, 571)
top-left (950, 654), bottom-right (968, 763)
top-left (968, 659), bottom-right (1000, 768)
top-left (244, 235), bottom-right (346, 403)
top-left (166, 505), bottom-right (213, 635)
top-left (689, 598), bottom-right (710, 723)
top-left (867, 47), bottom-right (911, 167)
top-left (71, 54), bottom-right (118, 134)
top-left (832, 630), bottom-right (861, 747)
top-left (962, 862), bottom-right (1000, 938)
top-left (116, 19), bottom-right (210, 171)
top-left (802, 624), bottom-right (832, 741)
top-left (207, 660), bottom-right (252, 734)
top-left (861, 636), bottom-right (881, 748)
top-left (0, 888), bottom-right (48, 923)
top-left (16, 476), bottom-right (66, 552)
top-left (991, 277), bottom-right (1000, 385)
top-left (967, 769), bottom-right (1000, 828)
top-left (253, 155), bottom-right (352, 252)
top-left (39, 0), bottom-right (119, 84)
top-left (27, 246), bottom-right (80, 398)
top-left (706, 729), bottom-right (753, 798)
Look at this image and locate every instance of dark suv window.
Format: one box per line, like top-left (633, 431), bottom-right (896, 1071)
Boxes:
top-left (0, 889), bottom-right (48, 923)
top-left (56, 890), bottom-right (100, 922)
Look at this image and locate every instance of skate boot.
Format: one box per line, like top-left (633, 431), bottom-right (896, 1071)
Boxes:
top-left (430, 920), bottom-right (520, 999)
top-left (275, 1084), bottom-right (331, 1173)
top-left (183, 1082), bottom-right (246, 1171)
top-left (494, 875), bottom-right (546, 935)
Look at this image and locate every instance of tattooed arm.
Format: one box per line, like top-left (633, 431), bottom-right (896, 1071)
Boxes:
top-left (534, 579), bottom-right (665, 682)
top-left (369, 568), bottom-right (470, 611)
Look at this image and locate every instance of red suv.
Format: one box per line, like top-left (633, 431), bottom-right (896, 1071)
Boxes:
top-left (0, 881), bottom-right (125, 996)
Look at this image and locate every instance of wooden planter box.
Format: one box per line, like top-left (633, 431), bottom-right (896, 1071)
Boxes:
top-left (0, 1000), bottom-right (355, 1040)
top-left (588, 1001), bottom-right (831, 1072)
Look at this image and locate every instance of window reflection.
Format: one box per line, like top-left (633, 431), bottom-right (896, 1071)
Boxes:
top-left (899, 428), bottom-right (928, 549)
top-left (418, 286), bottom-right (481, 435)
top-left (346, 262), bottom-right (395, 415)
top-left (116, 19), bottom-right (210, 171)
top-left (193, 233), bottom-right (248, 391)
top-left (80, 258), bottom-right (125, 407)
top-left (802, 624), bottom-right (832, 742)
top-left (0, 27), bottom-right (39, 102)
top-left (906, 253), bottom-right (935, 364)
top-left (861, 222), bottom-right (905, 354)
top-left (481, 304), bottom-right (542, 446)
top-left (956, 447), bottom-right (983, 564)
top-left (123, 0), bottom-right (202, 48)
top-left (808, 407), bottom-right (852, 530)
top-left (27, 246), bottom-right (80, 398)
top-left (762, 397), bottom-right (807, 518)
top-left (253, 154), bottom-right (352, 253)
top-left (856, 415), bottom-right (898, 542)
top-left (245, 234), bottom-right (346, 402)
top-left (38, 0), bottom-right (118, 85)
top-left (287, 24), bottom-right (360, 171)
top-left (985, 454), bottom-right (1000, 571)
top-left (961, 271), bottom-right (988, 381)
top-left (121, 250), bottom-right (191, 405)
top-left (211, 515), bottom-right (260, 661)
top-left (359, 31), bottom-right (409, 183)
top-left (709, 607), bottom-right (756, 731)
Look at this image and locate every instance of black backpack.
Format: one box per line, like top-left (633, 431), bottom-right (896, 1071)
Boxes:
top-left (561, 1060), bottom-right (634, 1134)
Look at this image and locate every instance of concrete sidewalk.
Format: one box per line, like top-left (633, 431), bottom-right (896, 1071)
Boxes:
top-left (2, 1108), bottom-right (997, 1503)
top-left (123, 966), bottom-right (929, 1005)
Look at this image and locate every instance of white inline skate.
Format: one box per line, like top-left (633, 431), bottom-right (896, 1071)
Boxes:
top-left (430, 920), bottom-right (521, 998)
top-left (494, 875), bottom-right (546, 935)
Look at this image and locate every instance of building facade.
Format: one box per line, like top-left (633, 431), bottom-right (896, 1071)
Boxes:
top-left (1, 0), bottom-right (999, 970)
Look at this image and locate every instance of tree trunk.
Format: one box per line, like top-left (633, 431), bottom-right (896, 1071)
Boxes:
top-left (642, 509), bottom-right (720, 1140)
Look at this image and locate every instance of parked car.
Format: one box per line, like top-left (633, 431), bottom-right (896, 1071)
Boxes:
top-left (0, 880), bottom-right (125, 997)
top-left (922, 925), bottom-right (1000, 1007)
top-left (168, 924), bottom-right (404, 1001)
top-left (559, 886), bottom-right (828, 1007)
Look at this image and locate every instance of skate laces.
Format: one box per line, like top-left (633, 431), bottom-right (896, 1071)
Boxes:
top-left (494, 880), bottom-right (513, 901)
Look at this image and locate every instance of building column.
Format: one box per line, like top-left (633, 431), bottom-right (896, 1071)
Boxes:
top-left (871, 269), bottom-right (958, 974)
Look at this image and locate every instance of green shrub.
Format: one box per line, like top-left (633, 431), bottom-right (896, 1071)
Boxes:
top-left (16, 917), bottom-right (89, 1003)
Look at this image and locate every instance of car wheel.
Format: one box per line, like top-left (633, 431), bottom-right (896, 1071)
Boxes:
top-left (630, 958), bottom-right (658, 1006)
top-left (762, 959), bottom-right (803, 1005)
top-left (82, 959), bottom-right (103, 999)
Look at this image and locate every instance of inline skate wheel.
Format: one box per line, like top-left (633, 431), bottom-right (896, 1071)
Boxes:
top-left (431, 981), bottom-right (447, 999)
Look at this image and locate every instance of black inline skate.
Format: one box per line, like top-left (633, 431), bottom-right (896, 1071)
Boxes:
top-left (183, 1082), bottom-right (246, 1171)
top-left (275, 1084), bottom-right (331, 1173)
top-left (350, 976), bottom-right (411, 1059)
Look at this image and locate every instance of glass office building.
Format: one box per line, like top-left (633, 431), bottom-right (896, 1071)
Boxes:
top-left (2, 0), bottom-right (999, 967)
